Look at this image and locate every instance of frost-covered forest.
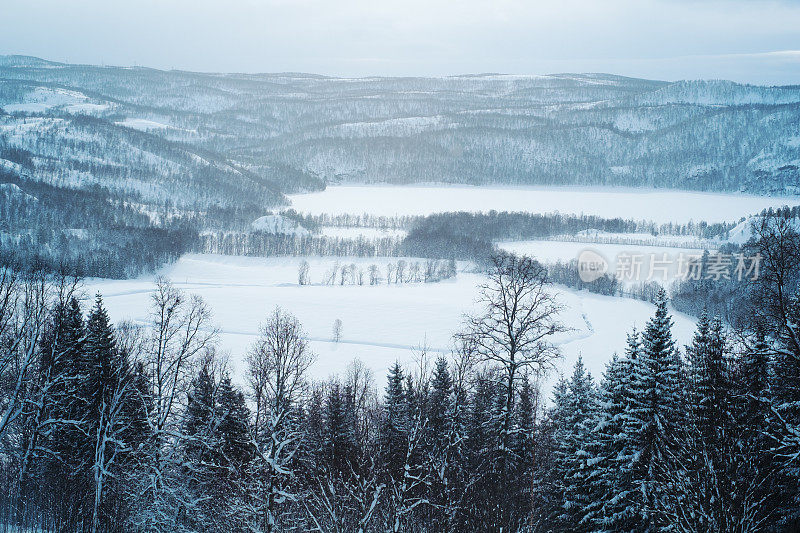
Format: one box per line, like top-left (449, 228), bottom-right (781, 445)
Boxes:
top-left (1, 211), bottom-right (800, 532)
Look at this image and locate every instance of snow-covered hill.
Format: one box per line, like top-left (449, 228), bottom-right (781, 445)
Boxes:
top-left (1, 57), bottom-right (798, 195)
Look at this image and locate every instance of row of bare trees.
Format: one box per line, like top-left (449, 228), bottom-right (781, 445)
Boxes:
top-left (300, 258), bottom-right (458, 286)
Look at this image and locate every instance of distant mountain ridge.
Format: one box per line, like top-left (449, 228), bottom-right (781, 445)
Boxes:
top-left (1, 55), bottom-right (799, 201)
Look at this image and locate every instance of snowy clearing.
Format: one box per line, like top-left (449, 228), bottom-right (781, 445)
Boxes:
top-left (115, 118), bottom-right (174, 131)
top-left (498, 239), bottom-right (710, 282)
top-left (287, 185), bottom-right (799, 224)
top-left (1, 86), bottom-right (88, 113)
top-left (85, 254), bottom-right (696, 392)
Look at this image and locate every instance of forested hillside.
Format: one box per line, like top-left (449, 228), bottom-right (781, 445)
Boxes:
top-left (2, 55), bottom-right (799, 194)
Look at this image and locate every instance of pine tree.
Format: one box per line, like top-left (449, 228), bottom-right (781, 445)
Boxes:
top-left (429, 357), bottom-right (453, 445)
top-left (596, 328), bottom-right (644, 532)
top-left (586, 354), bottom-right (629, 532)
top-left (510, 373), bottom-right (536, 525)
top-left (626, 289), bottom-right (683, 531)
top-left (324, 381), bottom-right (357, 477)
top-left (30, 296), bottom-right (90, 529)
top-left (768, 294), bottom-right (800, 528)
top-left (85, 294), bottom-right (118, 419)
top-left (380, 362), bottom-right (408, 482)
top-left (557, 357), bottom-right (596, 532)
top-left (462, 370), bottom-right (500, 529)
top-left (84, 294), bottom-right (136, 533)
top-left (46, 300), bottom-right (87, 438)
top-left (215, 373), bottom-right (253, 527)
top-left (182, 360), bottom-right (218, 529)
top-left (733, 327), bottom-right (778, 527)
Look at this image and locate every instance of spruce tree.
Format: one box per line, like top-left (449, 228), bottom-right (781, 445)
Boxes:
top-left (183, 360), bottom-right (218, 529)
top-left (85, 294), bottom-right (118, 418)
top-left (37, 296), bottom-right (90, 528)
top-left (558, 357), bottom-right (596, 532)
top-left (587, 354), bottom-right (630, 532)
top-left (626, 289), bottom-right (683, 531)
top-left (381, 362), bottom-right (408, 481)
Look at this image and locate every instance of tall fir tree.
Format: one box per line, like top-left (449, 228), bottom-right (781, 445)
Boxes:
top-left (626, 289), bottom-right (683, 531)
top-left (557, 356), bottom-right (596, 532)
top-left (381, 362), bottom-right (408, 482)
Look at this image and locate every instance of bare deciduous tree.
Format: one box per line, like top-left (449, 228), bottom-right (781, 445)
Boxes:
top-left (332, 319), bottom-right (343, 343)
top-left (0, 267), bottom-right (50, 443)
top-left (368, 265), bottom-right (381, 285)
top-left (386, 263), bottom-right (396, 285)
top-left (298, 260), bottom-right (310, 286)
top-left (457, 252), bottom-right (565, 508)
top-left (396, 260), bottom-right (407, 284)
top-left (138, 277), bottom-right (217, 529)
top-left (247, 306), bottom-right (314, 533)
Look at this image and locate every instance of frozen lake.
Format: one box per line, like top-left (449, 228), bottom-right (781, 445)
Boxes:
top-left (288, 185), bottom-right (799, 224)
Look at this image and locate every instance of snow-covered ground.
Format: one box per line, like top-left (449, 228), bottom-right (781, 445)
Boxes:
top-left (498, 240), bottom-right (709, 283)
top-left (287, 185), bottom-right (799, 224)
top-left (85, 254), bottom-right (697, 394)
top-left (1, 86), bottom-right (89, 113)
top-left (115, 118), bottom-right (174, 131)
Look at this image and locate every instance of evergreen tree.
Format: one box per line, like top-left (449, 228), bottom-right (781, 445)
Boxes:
top-left (557, 357), bottom-right (596, 532)
top-left (626, 289), bottom-right (683, 531)
top-left (510, 374), bottom-right (536, 523)
top-left (429, 357), bottom-right (453, 447)
top-left (32, 296), bottom-right (90, 530)
top-left (462, 370), bottom-right (500, 529)
top-left (182, 360), bottom-right (218, 530)
top-left (85, 294), bottom-right (118, 419)
top-left (380, 362), bottom-right (408, 482)
top-left (586, 354), bottom-right (631, 532)
top-left (324, 381), bottom-right (357, 476)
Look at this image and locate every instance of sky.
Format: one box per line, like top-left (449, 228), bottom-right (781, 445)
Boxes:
top-left (1, 0), bottom-right (800, 84)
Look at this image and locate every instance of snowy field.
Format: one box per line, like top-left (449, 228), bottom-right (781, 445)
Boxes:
top-left (85, 254), bottom-right (697, 393)
top-left (287, 185), bottom-right (799, 224)
top-left (498, 239), bottom-right (711, 283)
top-left (115, 118), bottom-right (175, 131)
top-left (498, 239), bottom-right (709, 263)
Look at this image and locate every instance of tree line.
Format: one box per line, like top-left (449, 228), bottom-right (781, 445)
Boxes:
top-left (298, 259), bottom-right (458, 286)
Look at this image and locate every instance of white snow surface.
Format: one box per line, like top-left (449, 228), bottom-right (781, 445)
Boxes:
top-left (1, 86), bottom-right (88, 113)
top-left (85, 254), bottom-right (697, 395)
top-left (498, 240), bottom-right (708, 281)
top-left (288, 185), bottom-right (800, 224)
top-left (115, 118), bottom-right (174, 131)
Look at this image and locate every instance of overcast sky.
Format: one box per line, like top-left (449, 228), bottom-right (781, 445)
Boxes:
top-left (2, 0), bottom-right (799, 84)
